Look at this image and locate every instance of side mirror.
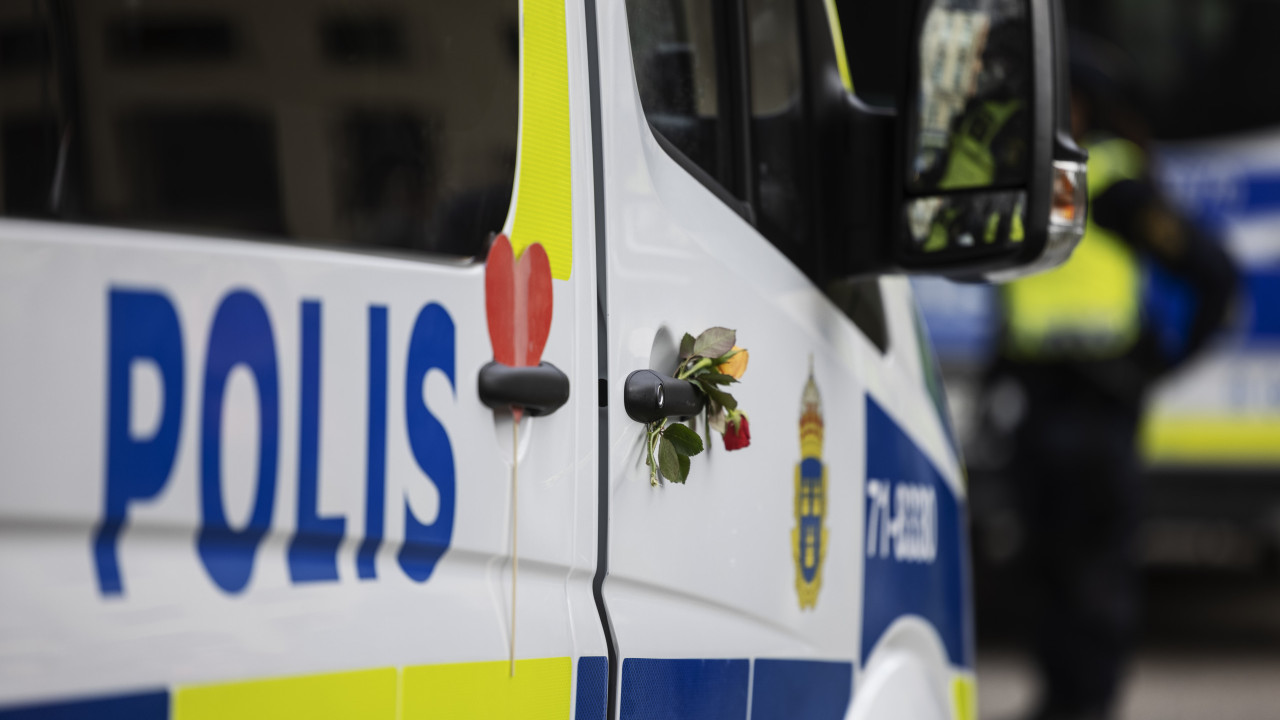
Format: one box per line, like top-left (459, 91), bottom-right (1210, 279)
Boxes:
top-left (898, 0), bottom-right (1086, 280)
top-left (830, 0), bottom-right (1086, 281)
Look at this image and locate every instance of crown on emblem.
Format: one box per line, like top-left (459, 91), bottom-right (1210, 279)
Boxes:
top-left (799, 367), bottom-right (823, 457)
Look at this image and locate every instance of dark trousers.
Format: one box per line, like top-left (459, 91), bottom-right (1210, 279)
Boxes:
top-left (1008, 364), bottom-right (1142, 716)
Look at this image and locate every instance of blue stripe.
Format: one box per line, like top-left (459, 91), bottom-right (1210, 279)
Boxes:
top-left (0, 690), bottom-right (168, 719)
top-left (620, 658), bottom-right (748, 720)
top-left (862, 397), bottom-right (973, 668)
top-left (750, 659), bottom-right (852, 720)
top-left (575, 656), bottom-right (609, 720)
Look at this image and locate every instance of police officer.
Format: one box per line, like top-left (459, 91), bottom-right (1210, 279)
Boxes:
top-left (935, 19), bottom-right (1030, 192)
top-left (993, 38), bottom-right (1237, 720)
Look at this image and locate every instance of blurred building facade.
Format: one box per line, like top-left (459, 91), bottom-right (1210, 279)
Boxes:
top-left (0, 0), bottom-right (518, 255)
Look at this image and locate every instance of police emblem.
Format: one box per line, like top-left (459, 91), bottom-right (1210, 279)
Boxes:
top-left (792, 363), bottom-right (828, 609)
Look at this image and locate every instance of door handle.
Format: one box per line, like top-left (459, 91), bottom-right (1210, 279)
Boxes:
top-left (623, 370), bottom-right (704, 424)
top-left (478, 361), bottom-right (570, 417)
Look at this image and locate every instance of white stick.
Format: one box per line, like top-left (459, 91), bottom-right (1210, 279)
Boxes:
top-left (510, 416), bottom-right (519, 677)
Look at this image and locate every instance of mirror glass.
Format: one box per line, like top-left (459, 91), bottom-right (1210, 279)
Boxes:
top-left (910, 0), bottom-right (1031, 193)
top-left (906, 190), bottom-right (1026, 252)
top-left (904, 0), bottom-right (1032, 259)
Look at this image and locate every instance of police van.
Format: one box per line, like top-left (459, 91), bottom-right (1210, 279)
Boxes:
top-left (0, 0), bottom-right (1080, 718)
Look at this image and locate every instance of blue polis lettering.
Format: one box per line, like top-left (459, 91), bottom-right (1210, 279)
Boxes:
top-left (94, 290), bottom-right (457, 595)
top-left (95, 289), bottom-right (185, 596)
top-left (398, 303), bottom-right (456, 583)
top-left (197, 290), bottom-right (281, 594)
top-left (288, 300), bottom-right (346, 583)
top-left (357, 306), bottom-right (388, 580)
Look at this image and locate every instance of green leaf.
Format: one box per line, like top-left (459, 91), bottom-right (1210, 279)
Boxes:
top-left (677, 452), bottom-right (691, 483)
top-left (692, 327), bottom-right (735, 358)
top-left (699, 372), bottom-right (737, 385)
top-left (715, 347), bottom-right (744, 363)
top-left (679, 333), bottom-right (696, 359)
top-left (663, 422), bottom-right (704, 456)
top-left (658, 437), bottom-right (683, 483)
top-left (704, 384), bottom-right (737, 411)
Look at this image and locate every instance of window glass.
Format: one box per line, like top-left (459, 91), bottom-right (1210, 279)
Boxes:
top-left (827, 277), bottom-right (889, 353)
top-left (626, 0), bottom-right (732, 189)
top-left (0, 0), bottom-right (518, 257)
top-left (747, 0), bottom-right (812, 248)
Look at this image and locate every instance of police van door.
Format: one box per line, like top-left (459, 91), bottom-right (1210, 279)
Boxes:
top-left (598, 0), bottom-right (877, 714)
top-left (595, 0), bottom-right (974, 717)
top-left (0, 0), bottom-right (605, 715)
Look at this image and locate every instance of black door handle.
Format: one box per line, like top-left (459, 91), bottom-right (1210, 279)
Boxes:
top-left (478, 361), bottom-right (570, 417)
top-left (623, 370), bottom-right (704, 424)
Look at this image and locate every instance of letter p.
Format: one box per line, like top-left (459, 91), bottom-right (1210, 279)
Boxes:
top-left (94, 290), bottom-right (184, 596)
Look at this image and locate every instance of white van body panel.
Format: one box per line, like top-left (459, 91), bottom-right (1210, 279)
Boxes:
top-left (0, 1), bottom-right (981, 718)
top-left (0, 209), bottom-right (605, 703)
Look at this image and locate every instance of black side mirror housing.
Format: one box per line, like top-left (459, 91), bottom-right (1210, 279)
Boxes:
top-left (829, 0), bottom-right (1085, 281)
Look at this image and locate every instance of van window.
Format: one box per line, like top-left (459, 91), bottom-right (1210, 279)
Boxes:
top-left (0, 0), bottom-right (518, 258)
top-left (626, 0), bottom-right (737, 194)
top-left (828, 277), bottom-right (889, 353)
top-left (627, 0), bottom-right (889, 352)
top-left (747, 0), bottom-right (813, 249)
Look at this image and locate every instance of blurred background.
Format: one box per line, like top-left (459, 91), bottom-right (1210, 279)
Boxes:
top-left (913, 1), bottom-right (1280, 718)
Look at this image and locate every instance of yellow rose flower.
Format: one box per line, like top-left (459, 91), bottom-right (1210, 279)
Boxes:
top-left (716, 346), bottom-right (749, 379)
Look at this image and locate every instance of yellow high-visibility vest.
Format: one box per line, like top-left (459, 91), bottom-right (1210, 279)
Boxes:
top-left (939, 99), bottom-right (1024, 190)
top-left (1002, 136), bottom-right (1144, 359)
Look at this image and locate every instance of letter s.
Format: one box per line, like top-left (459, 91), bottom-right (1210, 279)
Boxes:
top-left (399, 303), bottom-right (455, 583)
top-left (95, 289), bottom-right (184, 596)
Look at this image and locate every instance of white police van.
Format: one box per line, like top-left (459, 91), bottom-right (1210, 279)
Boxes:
top-left (0, 0), bottom-right (1081, 717)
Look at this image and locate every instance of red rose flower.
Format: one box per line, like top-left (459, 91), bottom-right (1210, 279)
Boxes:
top-left (723, 413), bottom-right (750, 451)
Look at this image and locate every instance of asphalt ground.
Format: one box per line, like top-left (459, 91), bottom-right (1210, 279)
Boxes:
top-left (975, 569), bottom-right (1280, 720)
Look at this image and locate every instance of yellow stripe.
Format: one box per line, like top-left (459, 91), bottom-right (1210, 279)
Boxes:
top-left (822, 0), bottom-right (854, 92)
top-left (1142, 415), bottom-right (1280, 464)
top-left (511, 0), bottom-right (573, 280)
top-left (172, 658), bottom-right (573, 719)
top-left (402, 657), bottom-right (571, 719)
top-left (952, 676), bottom-right (977, 720)
top-left (174, 668), bottom-right (397, 720)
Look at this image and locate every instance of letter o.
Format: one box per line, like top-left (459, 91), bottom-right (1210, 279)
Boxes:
top-left (197, 290), bottom-right (279, 594)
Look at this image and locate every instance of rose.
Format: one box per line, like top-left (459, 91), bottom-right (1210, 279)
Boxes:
top-left (647, 328), bottom-right (752, 484)
top-left (723, 412), bottom-right (750, 451)
top-left (716, 346), bottom-right (749, 379)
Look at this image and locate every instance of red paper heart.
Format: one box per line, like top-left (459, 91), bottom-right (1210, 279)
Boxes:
top-left (484, 234), bottom-right (553, 369)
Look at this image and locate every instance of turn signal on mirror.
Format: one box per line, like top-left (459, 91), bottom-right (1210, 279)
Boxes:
top-left (1050, 160), bottom-right (1088, 230)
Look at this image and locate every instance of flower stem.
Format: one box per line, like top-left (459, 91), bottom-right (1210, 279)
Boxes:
top-left (678, 357), bottom-right (713, 380)
top-left (647, 418), bottom-right (667, 486)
